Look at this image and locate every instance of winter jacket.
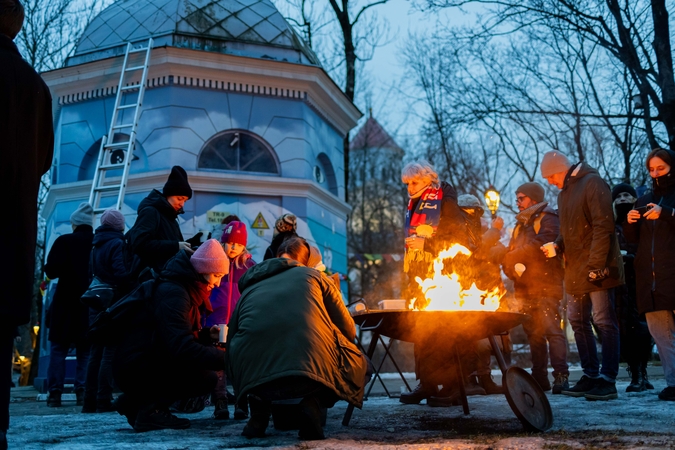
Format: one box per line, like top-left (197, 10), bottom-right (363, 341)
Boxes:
top-left (0, 35), bottom-right (54, 327)
top-left (114, 250), bottom-right (226, 373)
top-left (205, 256), bottom-right (256, 327)
top-left (227, 258), bottom-right (367, 407)
top-left (502, 203), bottom-right (564, 300)
top-left (556, 163), bottom-right (624, 295)
top-left (127, 189), bottom-right (184, 272)
top-left (623, 155), bottom-right (675, 314)
top-left (91, 225), bottom-right (137, 296)
top-left (263, 230), bottom-right (298, 260)
top-left (44, 226), bottom-right (94, 344)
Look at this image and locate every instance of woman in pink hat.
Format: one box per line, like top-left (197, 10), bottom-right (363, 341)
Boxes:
top-left (206, 221), bottom-right (256, 420)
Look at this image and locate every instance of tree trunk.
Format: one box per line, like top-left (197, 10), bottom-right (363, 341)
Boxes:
top-left (651, 0), bottom-right (675, 149)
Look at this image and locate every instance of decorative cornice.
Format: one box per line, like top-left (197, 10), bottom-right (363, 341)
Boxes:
top-left (43, 170), bottom-right (351, 221)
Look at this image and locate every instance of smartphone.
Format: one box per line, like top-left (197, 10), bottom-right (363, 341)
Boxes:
top-left (634, 205), bottom-right (653, 212)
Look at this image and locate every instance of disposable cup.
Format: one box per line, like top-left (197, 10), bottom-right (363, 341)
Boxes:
top-left (218, 324), bottom-right (228, 343)
top-left (543, 242), bottom-right (557, 258)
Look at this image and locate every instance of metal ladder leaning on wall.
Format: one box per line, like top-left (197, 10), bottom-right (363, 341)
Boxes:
top-left (88, 38), bottom-right (153, 213)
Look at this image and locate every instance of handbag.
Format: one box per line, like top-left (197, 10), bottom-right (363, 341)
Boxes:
top-left (81, 276), bottom-right (116, 311)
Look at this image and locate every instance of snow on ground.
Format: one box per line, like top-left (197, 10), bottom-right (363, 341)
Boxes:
top-left (7, 378), bottom-right (675, 449)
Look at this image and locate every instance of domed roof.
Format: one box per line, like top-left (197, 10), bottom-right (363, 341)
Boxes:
top-left (67, 0), bottom-right (320, 67)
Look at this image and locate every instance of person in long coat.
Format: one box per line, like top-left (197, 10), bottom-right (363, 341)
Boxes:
top-left (625, 147), bottom-right (675, 401)
top-left (227, 237), bottom-right (367, 440)
top-left (126, 165), bottom-right (196, 272)
top-left (0, 1), bottom-right (54, 445)
top-left (44, 203), bottom-right (95, 407)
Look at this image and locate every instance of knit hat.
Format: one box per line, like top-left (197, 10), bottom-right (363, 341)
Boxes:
top-left (100, 208), bottom-right (125, 231)
top-left (163, 166), bottom-right (192, 199)
top-left (307, 245), bottom-right (326, 271)
top-left (540, 151), bottom-right (571, 178)
top-left (190, 239), bottom-right (229, 274)
top-left (457, 194), bottom-right (484, 216)
top-left (274, 213), bottom-right (297, 234)
top-left (516, 182), bottom-right (545, 204)
top-left (70, 202), bottom-right (94, 227)
top-left (221, 221), bottom-right (247, 246)
top-left (611, 183), bottom-right (637, 202)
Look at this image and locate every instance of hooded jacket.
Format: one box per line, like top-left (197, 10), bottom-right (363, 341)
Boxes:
top-left (555, 163), bottom-right (624, 295)
top-left (503, 203), bottom-right (564, 300)
top-left (92, 225), bottom-right (136, 295)
top-left (227, 258), bottom-right (366, 407)
top-left (44, 225), bottom-right (94, 343)
top-left (205, 255), bottom-right (256, 327)
top-left (623, 148), bottom-right (675, 314)
top-left (127, 189), bottom-right (184, 271)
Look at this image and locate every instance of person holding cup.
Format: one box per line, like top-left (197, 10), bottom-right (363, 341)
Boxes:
top-left (205, 221), bottom-right (256, 420)
top-left (624, 148), bottom-right (675, 401)
top-left (540, 151), bottom-right (623, 401)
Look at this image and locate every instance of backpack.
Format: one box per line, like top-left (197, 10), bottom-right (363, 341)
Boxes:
top-left (88, 270), bottom-right (159, 345)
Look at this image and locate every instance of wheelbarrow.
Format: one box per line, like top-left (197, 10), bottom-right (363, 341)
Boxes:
top-left (343, 310), bottom-right (553, 432)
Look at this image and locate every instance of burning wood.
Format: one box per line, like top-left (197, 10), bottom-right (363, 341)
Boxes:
top-left (413, 244), bottom-right (503, 311)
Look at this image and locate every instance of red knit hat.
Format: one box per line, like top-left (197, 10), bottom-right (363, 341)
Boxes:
top-left (190, 239), bottom-right (229, 274)
top-left (221, 221), bottom-right (247, 247)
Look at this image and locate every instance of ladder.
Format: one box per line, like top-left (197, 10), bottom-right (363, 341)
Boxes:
top-left (88, 38), bottom-right (153, 214)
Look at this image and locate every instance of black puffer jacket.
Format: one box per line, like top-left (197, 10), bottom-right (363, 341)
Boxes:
top-left (114, 250), bottom-right (225, 372)
top-left (556, 163), bottom-right (624, 295)
top-left (44, 225), bottom-right (94, 344)
top-left (92, 225), bottom-right (136, 295)
top-left (623, 151), bottom-right (675, 314)
top-left (127, 189), bottom-right (184, 271)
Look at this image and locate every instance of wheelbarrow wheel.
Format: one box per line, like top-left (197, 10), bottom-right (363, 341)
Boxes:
top-left (503, 367), bottom-right (553, 432)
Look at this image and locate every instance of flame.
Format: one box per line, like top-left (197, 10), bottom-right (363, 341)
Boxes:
top-left (413, 244), bottom-right (502, 311)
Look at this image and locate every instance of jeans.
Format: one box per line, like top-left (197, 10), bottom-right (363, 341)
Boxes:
top-left (47, 341), bottom-right (90, 393)
top-left (522, 297), bottom-right (569, 379)
top-left (645, 310), bottom-right (675, 387)
top-left (567, 290), bottom-right (620, 382)
top-left (84, 342), bottom-right (115, 402)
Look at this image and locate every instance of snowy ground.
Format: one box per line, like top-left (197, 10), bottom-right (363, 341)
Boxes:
top-left (7, 376), bottom-right (675, 449)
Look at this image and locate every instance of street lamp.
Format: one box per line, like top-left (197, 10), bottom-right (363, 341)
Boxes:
top-left (484, 185), bottom-right (501, 219)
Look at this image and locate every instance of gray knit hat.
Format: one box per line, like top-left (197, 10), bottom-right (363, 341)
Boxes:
top-left (540, 151), bottom-right (571, 178)
top-left (516, 182), bottom-right (545, 204)
top-left (70, 202), bottom-right (94, 227)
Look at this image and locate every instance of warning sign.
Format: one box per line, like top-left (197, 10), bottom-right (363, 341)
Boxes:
top-left (207, 210), bottom-right (231, 224)
top-left (251, 212), bottom-right (269, 229)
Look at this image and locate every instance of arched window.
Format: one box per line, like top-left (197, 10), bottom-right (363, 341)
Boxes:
top-left (198, 130), bottom-right (279, 175)
top-left (316, 153), bottom-right (338, 196)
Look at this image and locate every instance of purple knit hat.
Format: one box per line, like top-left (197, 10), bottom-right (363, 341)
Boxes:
top-left (100, 209), bottom-right (125, 231)
top-left (221, 221), bottom-right (247, 246)
top-left (190, 239), bottom-right (229, 274)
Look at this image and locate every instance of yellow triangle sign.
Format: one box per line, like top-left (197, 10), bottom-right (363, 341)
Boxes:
top-left (251, 212), bottom-right (269, 229)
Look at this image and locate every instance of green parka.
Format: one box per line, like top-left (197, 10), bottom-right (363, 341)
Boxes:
top-left (226, 258), bottom-right (367, 407)
top-left (555, 163), bottom-right (624, 295)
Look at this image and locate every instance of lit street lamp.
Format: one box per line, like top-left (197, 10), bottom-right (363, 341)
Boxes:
top-left (484, 185), bottom-right (501, 219)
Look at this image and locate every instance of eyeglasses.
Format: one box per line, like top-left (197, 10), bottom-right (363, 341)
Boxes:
top-left (516, 196), bottom-right (528, 203)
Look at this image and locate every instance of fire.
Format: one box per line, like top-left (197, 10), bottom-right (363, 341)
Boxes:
top-left (413, 244), bottom-right (502, 311)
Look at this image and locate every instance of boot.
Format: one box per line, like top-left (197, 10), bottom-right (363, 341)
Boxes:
top-left (478, 374), bottom-right (504, 395)
top-left (47, 390), bottom-right (62, 407)
top-left (642, 364), bottom-right (654, 390)
top-left (113, 394), bottom-right (140, 427)
top-left (133, 404), bottom-right (191, 432)
top-left (96, 398), bottom-right (116, 413)
top-left (213, 398), bottom-right (229, 420)
top-left (626, 365), bottom-right (645, 392)
top-left (81, 396), bottom-right (97, 413)
top-left (234, 395), bottom-right (249, 420)
top-left (242, 395), bottom-right (269, 438)
top-left (297, 395), bottom-right (325, 440)
top-left (399, 381), bottom-right (438, 404)
top-left (427, 386), bottom-right (460, 407)
top-left (75, 388), bottom-right (86, 406)
top-left (465, 376), bottom-right (486, 396)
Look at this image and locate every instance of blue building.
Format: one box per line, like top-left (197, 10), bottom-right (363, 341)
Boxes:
top-left (37, 0), bottom-right (360, 391)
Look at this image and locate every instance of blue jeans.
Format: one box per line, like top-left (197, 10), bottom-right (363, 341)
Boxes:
top-left (522, 297), bottom-right (569, 379)
top-left (645, 310), bottom-right (675, 387)
top-left (47, 341), bottom-right (89, 393)
top-left (568, 290), bottom-right (620, 382)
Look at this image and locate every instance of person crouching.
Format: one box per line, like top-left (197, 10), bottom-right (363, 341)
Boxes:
top-left (112, 239), bottom-right (228, 432)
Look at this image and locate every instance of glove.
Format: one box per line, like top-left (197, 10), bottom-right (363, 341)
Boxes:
top-left (186, 231), bottom-right (211, 248)
top-left (588, 267), bottom-right (610, 283)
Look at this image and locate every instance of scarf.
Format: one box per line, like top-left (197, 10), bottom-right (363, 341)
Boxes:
top-left (404, 186), bottom-right (443, 272)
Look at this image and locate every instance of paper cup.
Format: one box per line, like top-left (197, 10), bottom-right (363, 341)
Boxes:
top-left (543, 242), bottom-right (557, 258)
top-left (515, 263), bottom-right (526, 277)
top-left (218, 324), bottom-right (228, 343)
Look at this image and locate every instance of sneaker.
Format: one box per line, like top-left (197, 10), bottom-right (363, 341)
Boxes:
top-left (47, 390), bottom-right (62, 407)
top-left (75, 388), bottom-right (86, 406)
top-left (213, 398), bottom-right (229, 420)
top-left (658, 386), bottom-right (675, 401)
top-left (133, 406), bottom-right (191, 432)
top-left (478, 374), bottom-right (504, 395)
top-left (584, 378), bottom-right (618, 401)
top-left (399, 381), bottom-right (439, 405)
top-left (552, 373), bottom-right (569, 394)
top-left (561, 375), bottom-right (597, 397)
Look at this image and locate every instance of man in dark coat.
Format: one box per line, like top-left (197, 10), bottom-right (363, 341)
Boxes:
top-left (541, 151), bottom-right (623, 401)
top-left (227, 237), bottom-right (366, 440)
top-left (498, 182), bottom-right (569, 394)
top-left (43, 203), bottom-right (95, 407)
top-left (127, 166), bottom-right (196, 272)
top-left (113, 240), bottom-right (228, 432)
top-left (0, 1), bottom-right (54, 446)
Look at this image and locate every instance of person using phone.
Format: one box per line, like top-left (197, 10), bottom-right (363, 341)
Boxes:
top-left (624, 147), bottom-right (675, 402)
